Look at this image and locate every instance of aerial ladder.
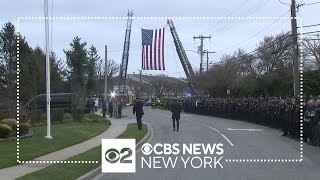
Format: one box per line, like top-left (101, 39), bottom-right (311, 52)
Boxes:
top-left (167, 20), bottom-right (196, 93)
top-left (118, 10), bottom-right (133, 95)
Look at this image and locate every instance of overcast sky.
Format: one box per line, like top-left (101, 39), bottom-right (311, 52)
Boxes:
top-left (0, 0), bottom-right (319, 78)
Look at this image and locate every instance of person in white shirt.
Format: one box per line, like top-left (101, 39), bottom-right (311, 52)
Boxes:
top-left (113, 99), bottom-right (118, 118)
top-left (94, 99), bottom-right (99, 112)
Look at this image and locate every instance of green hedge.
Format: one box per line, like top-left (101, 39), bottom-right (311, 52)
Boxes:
top-left (19, 123), bottom-right (31, 135)
top-left (51, 108), bottom-right (64, 123)
top-left (1, 119), bottom-right (17, 129)
top-left (0, 123), bottom-right (12, 138)
top-left (30, 109), bottom-right (44, 124)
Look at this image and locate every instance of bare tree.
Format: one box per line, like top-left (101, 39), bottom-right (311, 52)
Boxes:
top-left (256, 33), bottom-right (292, 73)
top-left (107, 59), bottom-right (119, 78)
top-left (150, 77), bottom-right (172, 98)
top-left (303, 34), bottom-right (320, 70)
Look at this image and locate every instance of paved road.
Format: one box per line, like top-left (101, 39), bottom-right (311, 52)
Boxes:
top-left (99, 107), bottom-right (320, 180)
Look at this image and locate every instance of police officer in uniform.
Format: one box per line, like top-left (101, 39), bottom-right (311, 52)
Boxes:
top-left (171, 99), bottom-right (182, 132)
top-left (133, 97), bottom-right (144, 130)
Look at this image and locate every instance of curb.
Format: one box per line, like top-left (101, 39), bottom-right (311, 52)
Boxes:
top-left (77, 123), bottom-right (154, 180)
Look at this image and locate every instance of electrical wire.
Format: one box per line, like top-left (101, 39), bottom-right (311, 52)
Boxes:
top-left (301, 30), bottom-right (320, 34)
top-left (303, 1), bottom-right (320, 5)
top-left (201, 0), bottom-right (251, 34)
top-left (209, 0), bottom-right (273, 35)
top-left (220, 32), bottom-right (293, 62)
top-left (278, 0), bottom-right (291, 5)
top-left (301, 23), bottom-right (320, 28)
top-left (214, 10), bottom-right (290, 53)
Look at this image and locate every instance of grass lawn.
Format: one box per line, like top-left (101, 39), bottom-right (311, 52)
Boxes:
top-left (18, 123), bottom-right (148, 180)
top-left (0, 113), bottom-right (110, 169)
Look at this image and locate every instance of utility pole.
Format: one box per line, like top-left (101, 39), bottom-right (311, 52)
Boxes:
top-left (138, 69), bottom-right (142, 84)
top-left (291, 0), bottom-right (299, 97)
top-left (193, 35), bottom-right (211, 73)
top-left (138, 69), bottom-right (142, 98)
top-left (104, 45), bottom-right (108, 99)
top-left (203, 50), bottom-right (215, 71)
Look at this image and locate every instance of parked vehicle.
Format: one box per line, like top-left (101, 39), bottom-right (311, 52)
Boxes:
top-left (24, 93), bottom-right (78, 110)
top-left (145, 99), bottom-right (152, 106)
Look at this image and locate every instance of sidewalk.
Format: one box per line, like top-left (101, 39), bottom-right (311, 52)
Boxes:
top-left (0, 113), bottom-right (134, 180)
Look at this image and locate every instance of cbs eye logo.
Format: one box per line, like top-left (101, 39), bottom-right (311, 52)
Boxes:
top-left (102, 139), bottom-right (136, 173)
top-left (105, 148), bottom-right (133, 163)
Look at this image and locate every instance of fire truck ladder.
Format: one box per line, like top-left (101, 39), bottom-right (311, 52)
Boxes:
top-left (167, 20), bottom-right (195, 92)
top-left (118, 10), bottom-right (133, 94)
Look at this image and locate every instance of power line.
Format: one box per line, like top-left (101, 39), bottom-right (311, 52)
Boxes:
top-left (214, 10), bottom-right (290, 53)
top-left (211, 0), bottom-right (273, 34)
top-left (302, 1), bottom-right (320, 6)
top-left (301, 30), bottom-right (320, 34)
top-left (278, 0), bottom-right (291, 5)
top-left (219, 33), bottom-right (293, 62)
top-left (201, 0), bottom-right (251, 34)
top-left (299, 23), bottom-right (320, 28)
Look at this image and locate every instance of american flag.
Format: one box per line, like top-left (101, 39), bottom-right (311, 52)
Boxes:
top-left (141, 28), bottom-right (165, 70)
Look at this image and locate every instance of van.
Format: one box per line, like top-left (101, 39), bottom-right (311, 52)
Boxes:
top-left (24, 93), bottom-right (78, 110)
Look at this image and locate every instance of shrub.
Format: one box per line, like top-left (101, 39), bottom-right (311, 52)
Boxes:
top-left (20, 113), bottom-right (30, 123)
top-left (19, 123), bottom-right (31, 135)
top-left (71, 108), bottom-right (84, 122)
top-left (0, 123), bottom-right (13, 138)
top-left (90, 118), bottom-right (100, 123)
top-left (51, 108), bottom-right (64, 123)
top-left (84, 108), bottom-right (91, 114)
top-left (1, 119), bottom-right (17, 128)
top-left (30, 109), bottom-right (44, 124)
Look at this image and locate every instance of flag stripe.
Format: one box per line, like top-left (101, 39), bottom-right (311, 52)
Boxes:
top-left (150, 45), bottom-right (153, 70)
top-left (162, 28), bottom-right (165, 70)
top-left (142, 46), bottom-right (144, 70)
top-left (158, 28), bottom-right (161, 70)
top-left (154, 29), bottom-right (158, 70)
top-left (146, 46), bottom-right (149, 70)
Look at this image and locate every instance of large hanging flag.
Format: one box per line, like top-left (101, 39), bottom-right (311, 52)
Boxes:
top-left (141, 28), bottom-right (165, 70)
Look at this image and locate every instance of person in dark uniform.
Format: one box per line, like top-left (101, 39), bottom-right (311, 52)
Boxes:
top-left (108, 100), bottom-right (113, 118)
top-left (102, 98), bottom-right (107, 118)
top-left (171, 99), bottom-right (182, 131)
top-left (133, 98), bottom-right (144, 130)
top-left (118, 101), bottom-right (122, 119)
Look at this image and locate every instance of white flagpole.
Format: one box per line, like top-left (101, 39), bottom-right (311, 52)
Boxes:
top-left (44, 0), bottom-right (52, 139)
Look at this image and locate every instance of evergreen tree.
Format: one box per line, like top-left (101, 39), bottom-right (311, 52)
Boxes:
top-left (86, 45), bottom-right (100, 96)
top-left (64, 36), bottom-right (88, 100)
top-left (0, 22), bottom-right (17, 98)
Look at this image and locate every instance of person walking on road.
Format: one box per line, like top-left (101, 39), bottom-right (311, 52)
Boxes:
top-left (133, 98), bottom-right (144, 130)
top-left (171, 99), bottom-right (182, 131)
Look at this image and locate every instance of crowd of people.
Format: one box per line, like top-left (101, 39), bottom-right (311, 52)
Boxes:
top-left (162, 96), bottom-right (320, 146)
top-left (86, 96), bottom-right (123, 118)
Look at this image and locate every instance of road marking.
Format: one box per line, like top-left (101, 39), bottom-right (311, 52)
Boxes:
top-left (227, 128), bottom-right (263, 132)
top-left (184, 119), bottom-right (234, 147)
top-left (160, 114), bottom-right (234, 147)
